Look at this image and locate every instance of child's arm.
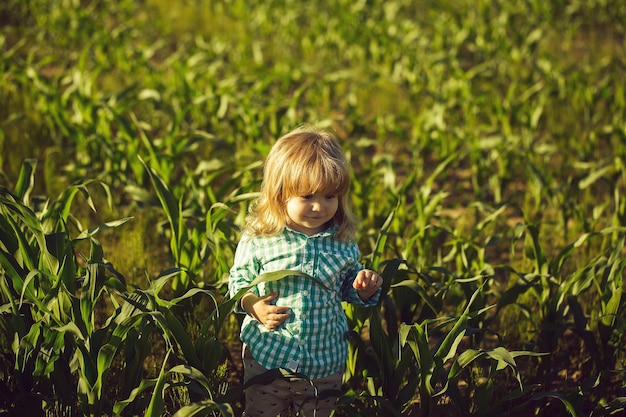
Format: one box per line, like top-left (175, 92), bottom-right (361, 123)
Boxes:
top-left (352, 269), bottom-right (383, 301)
top-left (240, 292), bottom-right (290, 330)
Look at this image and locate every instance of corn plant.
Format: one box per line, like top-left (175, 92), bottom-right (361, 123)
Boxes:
top-left (564, 237), bottom-right (626, 413)
top-left (135, 157), bottom-right (250, 293)
top-left (110, 268), bottom-right (235, 417)
top-left (0, 161), bottom-right (239, 416)
top-left (397, 153), bottom-right (457, 270)
top-left (111, 269), bottom-right (323, 416)
top-left (398, 287), bottom-right (537, 417)
top-left (340, 258), bottom-right (436, 416)
top-left (0, 160), bottom-right (132, 415)
top-left (522, 224), bottom-right (623, 378)
top-left (495, 222), bottom-right (626, 415)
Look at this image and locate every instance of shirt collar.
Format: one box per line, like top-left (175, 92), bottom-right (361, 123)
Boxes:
top-left (284, 222), bottom-right (338, 238)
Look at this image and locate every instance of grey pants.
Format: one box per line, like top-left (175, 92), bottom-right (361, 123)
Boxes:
top-left (242, 345), bottom-right (342, 417)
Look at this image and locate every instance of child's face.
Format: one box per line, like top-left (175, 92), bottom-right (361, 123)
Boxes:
top-left (285, 192), bottom-right (339, 236)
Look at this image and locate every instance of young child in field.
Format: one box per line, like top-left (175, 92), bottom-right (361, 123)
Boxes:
top-left (228, 125), bottom-right (383, 417)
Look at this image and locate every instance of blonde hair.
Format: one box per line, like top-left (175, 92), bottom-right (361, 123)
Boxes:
top-left (244, 125), bottom-right (358, 241)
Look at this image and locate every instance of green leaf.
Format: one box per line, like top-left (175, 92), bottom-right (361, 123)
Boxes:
top-left (172, 401), bottom-right (234, 417)
top-left (249, 269), bottom-right (331, 291)
top-left (140, 157), bottom-right (183, 258)
top-left (370, 206), bottom-right (396, 270)
top-left (590, 397), bottom-right (626, 417)
top-left (74, 217), bottom-right (133, 240)
top-left (0, 194), bottom-right (58, 273)
top-left (14, 158), bottom-right (37, 203)
top-left (528, 391), bottom-right (578, 417)
top-left (369, 308), bottom-right (395, 394)
top-left (391, 279), bottom-right (437, 314)
top-left (400, 322), bottom-right (434, 394)
top-left (579, 164), bottom-right (613, 190)
top-left (145, 349), bottom-right (172, 417)
top-left (113, 377), bottom-right (159, 415)
top-left (53, 321), bottom-right (86, 341)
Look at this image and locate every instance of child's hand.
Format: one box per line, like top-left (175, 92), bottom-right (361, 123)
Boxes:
top-left (241, 292), bottom-right (290, 330)
top-left (353, 269), bottom-right (383, 301)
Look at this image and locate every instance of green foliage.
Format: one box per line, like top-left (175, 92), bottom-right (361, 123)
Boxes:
top-left (0, 161), bottom-right (238, 416)
top-left (0, 161), bottom-right (131, 415)
top-left (1, 0), bottom-right (625, 415)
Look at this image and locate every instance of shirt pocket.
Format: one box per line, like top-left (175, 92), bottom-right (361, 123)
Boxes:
top-left (316, 252), bottom-right (356, 289)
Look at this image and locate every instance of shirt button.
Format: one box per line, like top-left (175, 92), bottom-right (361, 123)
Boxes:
top-left (301, 314), bottom-right (307, 320)
top-left (302, 290), bottom-right (309, 296)
top-left (299, 340), bottom-right (306, 345)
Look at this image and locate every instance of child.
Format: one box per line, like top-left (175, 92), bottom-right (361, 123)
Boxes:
top-left (229, 125), bottom-right (382, 417)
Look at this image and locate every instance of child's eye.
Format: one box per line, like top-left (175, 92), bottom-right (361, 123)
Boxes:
top-left (325, 194), bottom-right (336, 199)
top-left (302, 194), bottom-right (314, 200)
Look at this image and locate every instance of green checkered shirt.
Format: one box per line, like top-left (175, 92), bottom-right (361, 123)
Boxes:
top-left (229, 225), bottom-right (380, 379)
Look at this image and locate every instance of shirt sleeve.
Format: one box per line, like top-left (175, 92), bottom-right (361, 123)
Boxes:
top-left (339, 245), bottom-right (381, 307)
top-left (228, 237), bottom-right (261, 314)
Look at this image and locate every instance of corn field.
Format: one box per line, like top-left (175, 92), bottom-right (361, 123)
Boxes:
top-left (1, 0), bottom-right (625, 416)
